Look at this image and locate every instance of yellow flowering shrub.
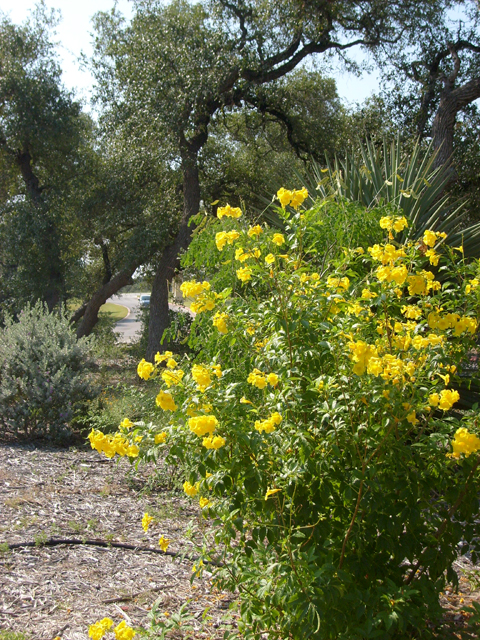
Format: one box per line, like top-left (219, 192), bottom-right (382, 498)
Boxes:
top-left (90, 194), bottom-right (480, 640)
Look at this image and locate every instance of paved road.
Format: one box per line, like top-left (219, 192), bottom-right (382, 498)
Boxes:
top-left (107, 293), bottom-right (193, 343)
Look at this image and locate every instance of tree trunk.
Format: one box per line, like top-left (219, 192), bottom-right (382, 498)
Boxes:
top-left (76, 268), bottom-right (136, 339)
top-left (432, 75), bottom-right (480, 172)
top-left (146, 152), bottom-right (200, 361)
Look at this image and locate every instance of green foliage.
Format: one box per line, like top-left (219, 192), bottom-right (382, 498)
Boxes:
top-left (0, 302), bottom-right (96, 441)
top-left (309, 136), bottom-right (480, 257)
top-left (123, 195), bottom-right (480, 639)
top-left (85, 383), bottom-right (161, 435)
top-left (133, 307), bottom-right (194, 359)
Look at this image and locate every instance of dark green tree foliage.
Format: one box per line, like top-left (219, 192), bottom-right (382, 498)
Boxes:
top-left (72, 128), bottom-right (182, 338)
top-left (91, 0), bottom-right (449, 359)
top-left (0, 6), bottom-right (84, 314)
top-left (374, 2), bottom-right (480, 169)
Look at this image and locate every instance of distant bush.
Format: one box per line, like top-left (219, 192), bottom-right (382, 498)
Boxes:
top-left (0, 302), bottom-right (96, 441)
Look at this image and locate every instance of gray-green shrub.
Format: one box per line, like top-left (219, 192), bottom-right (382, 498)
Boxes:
top-left (0, 302), bottom-right (96, 440)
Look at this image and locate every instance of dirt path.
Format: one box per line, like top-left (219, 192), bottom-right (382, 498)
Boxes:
top-left (0, 442), bottom-right (235, 640)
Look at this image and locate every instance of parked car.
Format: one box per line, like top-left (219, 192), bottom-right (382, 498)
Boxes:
top-left (139, 294), bottom-right (151, 308)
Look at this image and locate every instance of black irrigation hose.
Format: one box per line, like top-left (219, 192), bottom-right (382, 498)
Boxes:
top-left (4, 537), bottom-right (222, 566)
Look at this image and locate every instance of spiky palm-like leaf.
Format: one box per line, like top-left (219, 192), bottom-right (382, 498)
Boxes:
top-left (301, 135), bottom-right (480, 257)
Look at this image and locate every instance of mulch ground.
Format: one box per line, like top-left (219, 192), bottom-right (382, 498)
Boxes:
top-left (1, 438), bottom-right (480, 640)
top-left (0, 440), bottom-right (236, 640)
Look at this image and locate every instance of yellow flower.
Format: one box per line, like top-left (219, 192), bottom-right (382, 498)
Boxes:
top-left (266, 373), bottom-right (279, 387)
top-left (180, 280), bottom-right (210, 299)
top-left (237, 266), bottom-right (252, 282)
top-left (142, 512), bottom-right (153, 532)
top-left (217, 204), bottom-right (242, 219)
top-left (265, 253), bottom-right (275, 265)
top-left (183, 481), bottom-right (200, 497)
top-left (361, 289), bottom-right (377, 300)
top-left (158, 535), bottom-right (171, 552)
top-left (423, 230), bottom-right (439, 247)
top-left (161, 369), bottom-right (184, 387)
top-left (380, 216), bottom-right (393, 230)
top-left (155, 351), bottom-right (173, 364)
top-left (154, 432), bottom-right (168, 444)
top-left (126, 444), bottom-right (139, 457)
top-left (248, 225), bottom-right (263, 237)
top-left (247, 368), bottom-right (267, 389)
top-left (215, 230), bottom-right (240, 250)
top-left (466, 278), bottom-right (479, 294)
top-left (272, 233), bottom-right (285, 246)
top-left (407, 275), bottom-right (427, 296)
top-left (156, 390), bottom-right (177, 411)
top-left (191, 364), bottom-right (212, 392)
top-left (406, 411), bottom-right (418, 425)
top-left (114, 620), bottom-right (136, 640)
top-left (89, 619), bottom-right (114, 640)
top-left (199, 497), bottom-right (211, 508)
top-left (212, 311), bottom-right (229, 334)
top-left (137, 359), bottom-right (155, 380)
top-left (265, 488), bottom-right (281, 500)
top-left (120, 418), bottom-right (134, 430)
top-left (202, 435), bottom-right (226, 449)
top-left (277, 187), bottom-right (293, 207)
top-left (401, 305), bottom-right (422, 320)
top-left (188, 415), bottom-right (218, 436)
top-left (289, 187), bottom-right (308, 209)
top-left (451, 427), bottom-right (480, 458)
top-left (392, 216), bottom-right (408, 233)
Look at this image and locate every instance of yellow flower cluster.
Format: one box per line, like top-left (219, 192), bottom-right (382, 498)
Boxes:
top-left (88, 620), bottom-right (135, 640)
top-left (277, 187), bottom-right (308, 209)
top-left (451, 427), bottom-right (480, 458)
top-left (188, 415), bottom-right (219, 436)
top-left (137, 359), bottom-right (155, 380)
top-left (202, 435), bottom-right (226, 449)
top-left (217, 204), bottom-right (242, 219)
top-left (428, 311), bottom-right (478, 335)
top-left (380, 216), bottom-right (409, 234)
top-left (348, 341), bottom-right (379, 376)
top-left (248, 225), bottom-right (263, 237)
top-left (114, 621), bottom-right (136, 640)
top-left (180, 280), bottom-right (210, 298)
top-left (423, 229), bottom-right (447, 247)
top-left (88, 618), bottom-right (113, 640)
top-left (237, 266), bottom-right (252, 282)
top-left (376, 264), bottom-right (408, 286)
top-left (255, 412), bottom-right (282, 434)
top-left (212, 311), bottom-right (229, 334)
top-left (216, 230), bottom-right (240, 251)
top-left (272, 233), bottom-right (285, 246)
top-left (142, 512), bottom-right (153, 532)
top-left (368, 244), bottom-right (406, 265)
top-left (119, 418), bottom-right (134, 431)
top-left (154, 432), bottom-right (168, 444)
top-left (247, 369), bottom-right (279, 389)
top-left (401, 305), bottom-right (422, 320)
top-left (199, 496), bottom-right (211, 508)
top-left (156, 390), bottom-right (177, 411)
top-left (191, 363), bottom-right (222, 392)
top-left (155, 351), bottom-right (174, 364)
top-left (327, 276), bottom-right (350, 291)
top-left (161, 368), bottom-right (184, 387)
top-left (236, 247), bottom-right (261, 262)
top-left (428, 389), bottom-right (460, 411)
top-left (184, 481), bottom-right (199, 497)
top-left (179, 281), bottom-right (217, 313)
top-left (88, 429), bottom-right (139, 458)
top-left (466, 278), bottom-right (479, 294)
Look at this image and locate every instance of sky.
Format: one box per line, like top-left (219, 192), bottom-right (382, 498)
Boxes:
top-left (1, 0), bottom-right (380, 108)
